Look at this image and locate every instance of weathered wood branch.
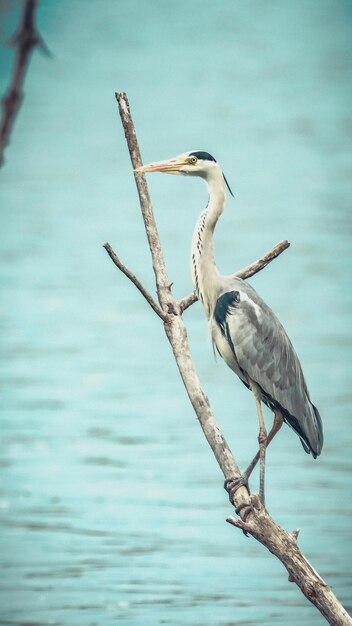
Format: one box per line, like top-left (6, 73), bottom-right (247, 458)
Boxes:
top-left (104, 91), bottom-right (352, 626)
top-left (235, 239), bottom-right (291, 280)
top-left (115, 93), bottom-right (172, 311)
top-left (0, 0), bottom-right (49, 167)
top-left (225, 495), bottom-right (351, 624)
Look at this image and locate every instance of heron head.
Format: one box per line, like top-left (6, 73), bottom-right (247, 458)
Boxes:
top-left (135, 150), bottom-right (234, 196)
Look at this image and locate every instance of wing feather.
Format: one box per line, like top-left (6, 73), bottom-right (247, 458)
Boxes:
top-left (213, 280), bottom-right (323, 457)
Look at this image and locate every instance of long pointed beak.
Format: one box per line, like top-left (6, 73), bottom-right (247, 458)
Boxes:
top-left (134, 157), bottom-right (185, 174)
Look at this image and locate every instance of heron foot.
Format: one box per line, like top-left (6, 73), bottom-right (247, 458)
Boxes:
top-left (224, 474), bottom-right (250, 506)
top-left (258, 430), bottom-right (267, 445)
top-left (235, 501), bottom-right (253, 528)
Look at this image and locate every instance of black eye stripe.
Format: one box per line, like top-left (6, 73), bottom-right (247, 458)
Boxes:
top-left (189, 151), bottom-right (217, 162)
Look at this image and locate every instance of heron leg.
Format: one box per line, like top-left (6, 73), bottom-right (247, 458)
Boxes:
top-left (224, 409), bottom-right (283, 507)
top-left (250, 382), bottom-right (267, 505)
top-left (240, 409), bottom-right (284, 485)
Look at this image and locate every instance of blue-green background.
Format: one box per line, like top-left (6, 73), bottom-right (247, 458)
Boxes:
top-left (0, 1), bottom-right (351, 624)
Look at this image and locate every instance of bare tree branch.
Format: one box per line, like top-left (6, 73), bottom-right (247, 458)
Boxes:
top-left (179, 239), bottom-right (291, 312)
top-left (235, 239), bottom-right (290, 279)
top-left (178, 291), bottom-right (198, 312)
top-left (0, 0), bottom-right (50, 168)
top-left (103, 242), bottom-right (167, 321)
top-left (105, 91), bottom-right (352, 626)
top-left (115, 92), bottom-right (172, 312)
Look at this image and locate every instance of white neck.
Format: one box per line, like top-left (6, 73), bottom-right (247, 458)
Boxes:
top-left (191, 167), bottom-right (226, 318)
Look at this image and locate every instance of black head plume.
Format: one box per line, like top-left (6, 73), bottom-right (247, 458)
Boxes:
top-left (223, 173), bottom-right (234, 197)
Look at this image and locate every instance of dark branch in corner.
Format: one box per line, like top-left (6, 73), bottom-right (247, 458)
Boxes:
top-left (0, 0), bottom-right (50, 167)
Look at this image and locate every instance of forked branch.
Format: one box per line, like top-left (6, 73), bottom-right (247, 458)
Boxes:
top-left (103, 242), bottom-right (167, 321)
top-left (104, 91), bottom-right (351, 626)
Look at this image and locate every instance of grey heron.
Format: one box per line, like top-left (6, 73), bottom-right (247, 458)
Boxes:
top-left (135, 150), bottom-right (323, 505)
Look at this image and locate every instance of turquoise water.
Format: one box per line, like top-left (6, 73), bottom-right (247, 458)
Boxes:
top-left (0, 1), bottom-right (351, 624)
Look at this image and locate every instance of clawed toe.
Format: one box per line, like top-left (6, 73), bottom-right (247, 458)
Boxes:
top-left (224, 475), bottom-right (250, 505)
top-left (234, 501), bottom-right (253, 526)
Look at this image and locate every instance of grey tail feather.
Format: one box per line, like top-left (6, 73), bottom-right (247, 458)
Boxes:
top-left (310, 403), bottom-right (323, 457)
top-left (239, 376), bottom-right (324, 459)
top-left (263, 394), bottom-right (323, 458)
top-left (288, 403), bottom-right (323, 459)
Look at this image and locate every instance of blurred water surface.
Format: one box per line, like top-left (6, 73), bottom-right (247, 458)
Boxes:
top-left (0, 1), bottom-right (351, 624)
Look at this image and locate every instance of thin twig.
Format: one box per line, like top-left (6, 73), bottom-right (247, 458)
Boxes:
top-left (178, 292), bottom-right (198, 313)
top-left (0, 0), bottom-right (49, 167)
top-left (235, 239), bottom-right (290, 280)
top-left (103, 243), bottom-right (167, 321)
top-left (179, 239), bottom-right (290, 313)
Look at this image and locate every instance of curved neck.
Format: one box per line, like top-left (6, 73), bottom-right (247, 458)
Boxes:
top-left (191, 168), bottom-right (226, 318)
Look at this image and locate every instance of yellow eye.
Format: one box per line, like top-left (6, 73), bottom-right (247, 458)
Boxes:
top-left (188, 156), bottom-right (197, 165)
